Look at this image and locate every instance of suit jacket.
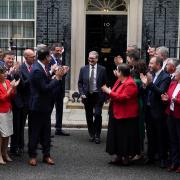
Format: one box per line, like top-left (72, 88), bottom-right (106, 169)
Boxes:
top-left (49, 55), bottom-right (65, 98)
top-left (0, 80), bottom-right (15, 113)
top-left (165, 81), bottom-right (180, 119)
top-left (19, 63), bottom-right (32, 107)
top-left (109, 76), bottom-right (139, 119)
top-left (145, 70), bottom-right (171, 119)
top-left (78, 64), bottom-right (107, 98)
top-left (29, 61), bottom-right (61, 112)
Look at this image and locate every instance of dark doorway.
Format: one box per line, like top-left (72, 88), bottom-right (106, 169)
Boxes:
top-left (86, 15), bottom-right (127, 87)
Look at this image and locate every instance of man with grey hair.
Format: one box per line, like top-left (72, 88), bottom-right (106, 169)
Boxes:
top-left (156, 46), bottom-right (169, 70)
top-left (78, 51), bottom-right (107, 144)
top-left (166, 58), bottom-right (180, 80)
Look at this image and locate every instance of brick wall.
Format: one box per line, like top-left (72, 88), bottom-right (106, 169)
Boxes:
top-left (36, 0), bottom-right (71, 89)
top-left (142, 0), bottom-right (179, 57)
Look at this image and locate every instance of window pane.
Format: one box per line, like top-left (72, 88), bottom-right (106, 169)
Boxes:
top-left (10, 22), bottom-right (22, 38)
top-left (9, 0), bottom-right (21, 19)
top-left (22, 1), bottom-right (34, 19)
top-left (23, 22), bottom-right (34, 38)
top-left (0, 22), bottom-right (9, 38)
top-left (0, 39), bottom-right (8, 48)
top-left (0, 0), bottom-right (8, 19)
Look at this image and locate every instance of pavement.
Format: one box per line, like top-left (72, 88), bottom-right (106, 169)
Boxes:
top-left (51, 100), bottom-right (109, 128)
top-left (0, 130), bottom-right (179, 180)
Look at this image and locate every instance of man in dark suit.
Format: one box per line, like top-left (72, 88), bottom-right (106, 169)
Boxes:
top-left (78, 51), bottom-right (107, 144)
top-left (140, 56), bottom-right (171, 167)
top-left (28, 47), bottom-right (69, 166)
top-left (49, 43), bottom-right (69, 136)
top-left (14, 49), bottom-right (35, 154)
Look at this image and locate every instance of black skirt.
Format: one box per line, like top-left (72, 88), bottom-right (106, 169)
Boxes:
top-left (106, 115), bottom-right (140, 157)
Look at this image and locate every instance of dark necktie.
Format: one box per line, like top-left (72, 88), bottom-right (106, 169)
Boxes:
top-left (56, 58), bottom-right (62, 66)
top-left (89, 65), bottom-right (95, 93)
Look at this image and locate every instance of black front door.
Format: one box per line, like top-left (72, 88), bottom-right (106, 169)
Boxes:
top-left (86, 15), bottom-right (127, 87)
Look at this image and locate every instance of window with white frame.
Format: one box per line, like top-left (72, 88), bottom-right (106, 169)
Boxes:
top-left (86, 0), bottom-right (127, 12)
top-left (0, 0), bottom-right (36, 54)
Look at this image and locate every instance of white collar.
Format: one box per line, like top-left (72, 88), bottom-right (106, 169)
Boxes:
top-left (155, 68), bottom-right (162, 77)
top-left (25, 61), bottom-right (31, 68)
top-left (89, 63), bottom-right (97, 69)
top-left (37, 60), bottom-right (46, 70)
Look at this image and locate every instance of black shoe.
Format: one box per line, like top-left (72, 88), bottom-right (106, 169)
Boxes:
top-left (10, 148), bottom-right (21, 156)
top-left (144, 158), bottom-right (154, 165)
top-left (89, 136), bottom-right (95, 142)
top-left (95, 137), bottom-right (101, 144)
top-left (55, 130), bottom-right (70, 136)
top-left (160, 160), bottom-right (167, 169)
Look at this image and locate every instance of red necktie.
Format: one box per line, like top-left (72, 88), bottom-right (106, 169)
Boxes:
top-left (28, 65), bottom-right (32, 72)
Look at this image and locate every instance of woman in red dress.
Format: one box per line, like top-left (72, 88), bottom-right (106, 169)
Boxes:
top-left (0, 65), bottom-right (19, 164)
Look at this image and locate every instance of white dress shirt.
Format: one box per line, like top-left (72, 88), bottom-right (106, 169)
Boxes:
top-left (153, 69), bottom-right (162, 83)
top-left (170, 83), bottom-right (180, 111)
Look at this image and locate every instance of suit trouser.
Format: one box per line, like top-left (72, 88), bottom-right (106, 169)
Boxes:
top-left (55, 96), bottom-right (64, 130)
top-left (11, 105), bottom-right (25, 151)
top-left (83, 93), bottom-right (103, 138)
top-left (50, 95), bottom-right (64, 130)
top-left (145, 106), bottom-right (168, 160)
top-left (28, 111), bottom-right (51, 158)
top-left (167, 114), bottom-right (180, 166)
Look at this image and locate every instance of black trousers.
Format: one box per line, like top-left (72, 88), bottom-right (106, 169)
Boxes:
top-left (28, 111), bottom-right (51, 158)
top-left (11, 105), bottom-right (27, 151)
top-left (50, 95), bottom-right (64, 131)
top-left (167, 114), bottom-right (180, 166)
top-left (145, 106), bottom-right (168, 160)
top-left (82, 92), bottom-right (103, 138)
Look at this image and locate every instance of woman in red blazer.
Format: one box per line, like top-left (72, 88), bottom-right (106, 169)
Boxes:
top-left (161, 64), bottom-right (180, 173)
top-left (102, 64), bottom-right (140, 166)
top-left (0, 65), bottom-right (19, 165)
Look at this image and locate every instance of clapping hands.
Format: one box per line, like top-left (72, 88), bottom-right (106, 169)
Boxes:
top-left (161, 93), bottom-right (169, 101)
top-left (10, 79), bottom-right (20, 89)
top-left (55, 66), bottom-right (70, 80)
top-left (101, 85), bottom-right (111, 94)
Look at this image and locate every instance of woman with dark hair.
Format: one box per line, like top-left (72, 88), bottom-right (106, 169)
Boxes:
top-left (0, 65), bottom-right (19, 164)
top-left (102, 64), bottom-right (140, 166)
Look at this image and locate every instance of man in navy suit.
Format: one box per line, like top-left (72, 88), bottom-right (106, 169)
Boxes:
top-left (28, 47), bottom-right (69, 166)
top-left (140, 56), bottom-right (171, 167)
top-left (78, 51), bottom-right (107, 144)
top-left (49, 43), bottom-right (69, 136)
top-left (15, 49), bottom-right (35, 153)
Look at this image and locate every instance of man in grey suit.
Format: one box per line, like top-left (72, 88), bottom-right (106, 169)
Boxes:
top-left (78, 51), bottom-right (107, 144)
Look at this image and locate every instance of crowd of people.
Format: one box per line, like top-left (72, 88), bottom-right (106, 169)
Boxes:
top-left (0, 44), bottom-right (180, 174)
top-left (78, 46), bottom-right (180, 173)
top-left (0, 43), bottom-right (69, 166)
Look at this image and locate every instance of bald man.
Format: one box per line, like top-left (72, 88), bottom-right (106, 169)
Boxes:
top-left (10, 49), bottom-right (36, 155)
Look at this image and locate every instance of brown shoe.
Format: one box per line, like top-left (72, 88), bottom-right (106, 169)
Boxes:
top-left (28, 158), bottom-right (37, 166)
top-left (43, 157), bottom-right (55, 165)
top-left (175, 166), bottom-right (180, 173)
